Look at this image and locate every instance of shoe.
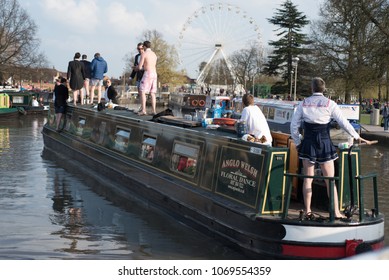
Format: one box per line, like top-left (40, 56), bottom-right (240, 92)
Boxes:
top-left (305, 212), bottom-right (315, 220)
top-left (138, 112), bottom-right (147, 116)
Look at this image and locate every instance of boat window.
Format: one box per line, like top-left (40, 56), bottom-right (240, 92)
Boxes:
top-left (170, 142), bottom-right (199, 177)
top-left (268, 107), bottom-right (275, 120)
top-left (12, 96), bottom-right (23, 104)
top-left (261, 106), bottom-right (268, 118)
top-left (114, 127), bottom-right (131, 153)
top-left (77, 117), bottom-right (86, 136)
top-left (140, 135), bottom-right (156, 162)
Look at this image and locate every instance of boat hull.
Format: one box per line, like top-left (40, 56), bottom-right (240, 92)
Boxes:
top-left (41, 104), bottom-right (385, 259)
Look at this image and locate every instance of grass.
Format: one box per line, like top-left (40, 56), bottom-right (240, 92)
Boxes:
top-left (360, 114), bottom-right (370, 125)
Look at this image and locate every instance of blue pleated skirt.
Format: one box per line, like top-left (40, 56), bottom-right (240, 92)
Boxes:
top-left (298, 122), bottom-right (338, 164)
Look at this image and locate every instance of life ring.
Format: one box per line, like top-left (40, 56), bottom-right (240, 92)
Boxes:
top-left (191, 99), bottom-right (198, 107)
top-left (199, 100), bottom-right (205, 107)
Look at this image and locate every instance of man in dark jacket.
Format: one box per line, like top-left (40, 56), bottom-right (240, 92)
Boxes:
top-left (129, 43), bottom-right (144, 112)
top-left (81, 54), bottom-right (91, 102)
top-left (90, 53), bottom-right (108, 104)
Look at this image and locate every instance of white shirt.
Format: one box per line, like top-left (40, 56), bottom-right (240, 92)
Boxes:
top-left (290, 92), bottom-right (359, 146)
top-left (240, 105), bottom-right (273, 146)
top-left (32, 99), bottom-right (39, 107)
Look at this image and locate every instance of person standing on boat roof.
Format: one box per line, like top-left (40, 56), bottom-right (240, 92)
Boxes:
top-left (136, 40), bottom-right (158, 116)
top-left (54, 77), bottom-right (69, 132)
top-left (67, 52), bottom-right (86, 106)
top-left (129, 42), bottom-right (145, 112)
top-left (81, 54), bottom-right (92, 102)
top-left (239, 93), bottom-right (273, 146)
top-left (290, 77), bottom-right (374, 219)
top-left (90, 52), bottom-right (108, 104)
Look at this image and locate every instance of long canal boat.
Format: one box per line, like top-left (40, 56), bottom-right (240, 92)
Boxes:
top-left (41, 103), bottom-right (385, 259)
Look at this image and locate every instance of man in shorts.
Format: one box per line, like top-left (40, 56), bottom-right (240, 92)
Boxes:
top-left (136, 41), bottom-right (157, 115)
top-left (90, 53), bottom-right (108, 104)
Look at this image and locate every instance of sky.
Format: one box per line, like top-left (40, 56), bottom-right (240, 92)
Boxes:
top-left (21, 0), bottom-right (323, 79)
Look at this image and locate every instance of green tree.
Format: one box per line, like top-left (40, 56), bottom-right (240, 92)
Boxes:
top-left (264, 0), bottom-right (310, 97)
top-left (310, 0), bottom-right (389, 103)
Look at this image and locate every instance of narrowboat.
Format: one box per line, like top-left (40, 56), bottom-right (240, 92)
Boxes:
top-left (41, 104), bottom-right (385, 259)
top-left (0, 93), bottom-right (19, 118)
top-left (232, 98), bottom-right (360, 141)
top-left (6, 90), bottom-right (49, 114)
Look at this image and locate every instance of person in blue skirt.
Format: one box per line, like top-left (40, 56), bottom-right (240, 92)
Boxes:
top-left (290, 77), bottom-right (373, 219)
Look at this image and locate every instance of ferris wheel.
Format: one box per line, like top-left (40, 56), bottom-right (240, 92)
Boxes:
top-left (177, 2), bottom-right (262, 86)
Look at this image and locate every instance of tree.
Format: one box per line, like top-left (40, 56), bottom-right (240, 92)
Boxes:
top-left (264, 0), bottom-right (311, 97)
top-left (0, 0), bottom-right (47, 82)
top-left (310, 0), bottom-right (389, 103)
top-left (123, 29), bottom-right (186, 89)
top-left (229, 43), bottom-right (264, 94)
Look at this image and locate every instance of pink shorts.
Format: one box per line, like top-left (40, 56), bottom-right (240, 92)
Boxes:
top-left (139, 71), bottom-right (157, 94)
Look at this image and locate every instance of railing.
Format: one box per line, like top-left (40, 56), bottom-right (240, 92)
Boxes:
top-left (283, 172), bottom-right (379, 223)
top-left (283, 173), bottom-right (339, 222)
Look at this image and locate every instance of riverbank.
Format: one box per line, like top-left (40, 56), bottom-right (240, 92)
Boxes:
top-left (359, 123), bottom-right (389, 145)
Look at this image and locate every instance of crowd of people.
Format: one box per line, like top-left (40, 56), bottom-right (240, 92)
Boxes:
top-left (53, 40), bottom-right (158, 118)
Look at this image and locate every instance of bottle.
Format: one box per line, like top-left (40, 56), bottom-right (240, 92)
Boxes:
top-left (236, 120), bottom-right (246, 138)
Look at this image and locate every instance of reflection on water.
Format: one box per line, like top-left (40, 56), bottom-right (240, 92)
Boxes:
top-left (0, 115), bottom-right (388, 260)
top-left (0, 115), bottom-right (244, 260)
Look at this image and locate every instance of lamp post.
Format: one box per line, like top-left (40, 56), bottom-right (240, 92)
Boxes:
top-left (292, 57), bottom-right (299, 101)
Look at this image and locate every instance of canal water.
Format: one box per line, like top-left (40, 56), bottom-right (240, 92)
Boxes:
top-left (0, 114), bottom-right (245, 260)
top-left (0, 114), bottom-right (388, 260)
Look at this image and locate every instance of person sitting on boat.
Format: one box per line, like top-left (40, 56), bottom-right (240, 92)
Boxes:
top-left (104, 79), bottom-right (118, 104)
top-left (290, 77), bottom-right (374, 220)
top-left (239, 93), bottom-right (273, 146)
top-left (31, 96), bottom-right (40, 107)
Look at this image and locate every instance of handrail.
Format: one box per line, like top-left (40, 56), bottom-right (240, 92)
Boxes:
top-left (283, 173), bottom-right (339, 221)
top-left (355, 172), bottom-right (379, 222)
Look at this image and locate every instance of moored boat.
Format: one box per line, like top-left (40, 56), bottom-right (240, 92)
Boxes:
top-left (0, 93), bottom-right (20, 118)
top-left (41, 103), bottom-right (385, 259)
top-left (6, 90), bottom-right (49, 115)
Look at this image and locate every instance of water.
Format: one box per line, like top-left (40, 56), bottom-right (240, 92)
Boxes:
top-left (0, 115), bottom-right (245, 260)
top-left (0, 115), bottom-right (388, 260)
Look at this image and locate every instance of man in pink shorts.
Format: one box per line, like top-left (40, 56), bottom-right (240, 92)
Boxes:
top-left (137, 40), bottom-right (158, 115)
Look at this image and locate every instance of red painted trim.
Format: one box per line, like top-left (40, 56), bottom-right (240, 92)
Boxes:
top-left (282, 240), bottom-right (385, 259)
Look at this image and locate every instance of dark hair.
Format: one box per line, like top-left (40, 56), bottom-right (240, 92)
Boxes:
top-left (82, 54), bottom-right (87, 59)
top-left (137, 42), bottom-right (143, 47)
top-left (74, 52), bottom-right (81, 59)
top-left (60, 77), bottom-right (67, 83)
top-left (143, 41), bottom-right (151, 48)
top-left (94, 53), bottom-right (100, 58)
top-left (242, 93), bottom-right (254, 107)
top-left (311, 77), bottom-right (326, 93)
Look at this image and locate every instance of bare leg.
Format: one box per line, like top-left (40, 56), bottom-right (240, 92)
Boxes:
top-left (84, 80), bottom-right (90, 102)
top-left (302, 159), bottom-right (315, 214)
top-left (73, 90), bottom-right (78, 106)
top-left (97, 84), bottom-right (102, 104)
top-left (150, 92), bottom-right (156, 115)
top-left (137, 87), bottom-right (143, 112)
top-left (90, 85), bottom-right (95, 104)
top-left (80, 89), bottom-right (84, 105)
top-left (320, 161), bottom-right (344, 218)
top-left (139, 91), bottom-right (147, 114)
